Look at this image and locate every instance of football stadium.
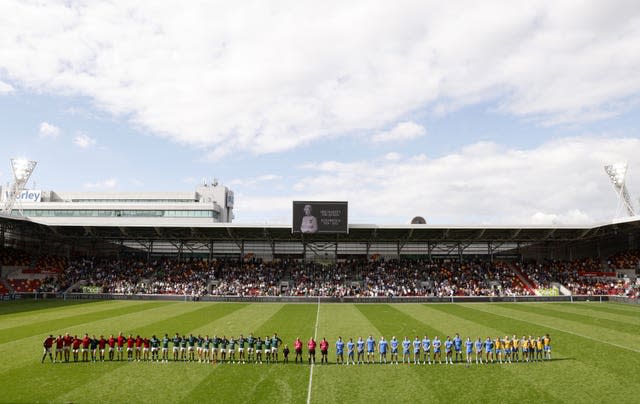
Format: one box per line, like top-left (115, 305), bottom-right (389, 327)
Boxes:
top-left (2, 2), bottom-right (640, 404)
top-left (1, 169), bottom-right (639, 403)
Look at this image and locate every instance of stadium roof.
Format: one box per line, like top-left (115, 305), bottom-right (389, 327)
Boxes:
top-left (2, 214), bottom-right (639, 243)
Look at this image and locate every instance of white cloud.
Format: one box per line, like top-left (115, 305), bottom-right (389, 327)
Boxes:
top-left (0, 2), bottom-right (638, 156)
top-left (384, 152), bottom-right (402, 161)
top-left (372, 122), bottom-right (426, 143)
top-left (83, 178), bottom-right (117, 189)
top-left (0, 81), bottom-right (13, 94)
top-left (73, 133), bottom-right (96, 148)
top-left (38, 122), bottom-right (60, 138)
top-left (233, 136), bottom-right (640, 225)
top-left (230, 174), bottom-right (282, 187)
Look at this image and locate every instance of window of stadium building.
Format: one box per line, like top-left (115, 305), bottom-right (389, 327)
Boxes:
top-left (19, 209), bottom-right (216, 218)
top-left (70, 199), bottom-right (197, 203)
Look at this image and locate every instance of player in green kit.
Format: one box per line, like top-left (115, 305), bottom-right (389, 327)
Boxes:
top-left (264, 337), bottom-right (272, 363)
top-left (255, 337), bottom-right (263, 364)
top-left (150, 335), bottom-right (160, 362)
top-left (228, 337), bottom-right (237, 363)
top-left (161, 334), bottom-right (170, 362)
top-left (220, 336), bottom-right (228, 362)
top-left (271, 333), bottom-right (283, 363)
top-left (212, 335), bottom-right (220, 363)
top-left (247, 334), bottom-right (255, 363)
top-left (172, 333), bottom-right (181, 361)
top-left (196, 335), bottom-right (203, 362)
top-left (180, 335), bottom-right (188, 361)
top-left (238, 334), bottom-right (246, 364)
top-left (203, 335), bottom-right (211, 363)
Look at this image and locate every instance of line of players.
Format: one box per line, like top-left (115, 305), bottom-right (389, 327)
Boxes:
top-left (42, 332), bottom-right (286, 364)
top-left (306, 334), bottom-right (552, 365)
top-left (42, 332), bottom-right (551, 365)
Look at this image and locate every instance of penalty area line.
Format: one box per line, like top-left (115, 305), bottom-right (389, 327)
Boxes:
top-left (307, 297), bottom-right (321, 404)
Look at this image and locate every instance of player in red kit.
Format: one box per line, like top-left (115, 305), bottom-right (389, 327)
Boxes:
top-left (127, 335), bottom-right (135, 361)
top-left (108, 334), bottom-right (116, 360)
top-left (72, 335), bottom-right (81, 362)
top-left (143, 336), bottom-right (151, 361)
top-left (82, 333), bottom-right (91, 362)
top-left (308, 337), bottom-right (317, 364)
top-left (294, 337), bottom-right (303, 363)
top-left (42, 335), bottom-right (55, 363)
top-left (63, 333), bottom-right (73, 362)
top-left (55, 335), bottom-right (64, 363)
top-left (117, 333), bottom-right (126, 361)
top-left (135, 335), bottom-right (143, 361)
top-left (320, 338), bottom-right (329, 364)
top-left (98, 335), bottom-right (107, 361)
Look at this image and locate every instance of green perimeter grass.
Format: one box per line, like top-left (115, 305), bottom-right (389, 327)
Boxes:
top-left (0, 299), bottom-right (638, 403)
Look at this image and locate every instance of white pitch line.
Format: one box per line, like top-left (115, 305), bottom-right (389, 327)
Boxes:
top-left (306, 297), bottom-right (321, 404)
top-left (462, 304), bottom-right (640, 354)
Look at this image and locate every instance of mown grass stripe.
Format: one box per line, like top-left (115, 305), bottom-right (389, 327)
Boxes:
top-left (420, 304), bottom-right (635, 403)
top-left (0, 301), bottom-right (205, 376)
top-left (0, 299), bottom-right (128, 326)
top-left (459, 304), bottom-right (640, 385)
top-left (356, 304), bottom-right (558, 404)
top-left (468, 303), bottom-right (640, 353)
top-left (0, 301), bottom-right (172, 343)
top-left (550, 302), bottom-right (640, 319)
top-left (181, 304), bottom-right (318, 404)
top-left (0, 298), bottom-right (98, 316)
top-left (502, 303), bottom-right (640, 335)
top-left (56, 302), bottom-right (262, 404)
top-left (4, 302), bottom-right (222, 403)
top-left (544, 303), bottom-right (640, 326)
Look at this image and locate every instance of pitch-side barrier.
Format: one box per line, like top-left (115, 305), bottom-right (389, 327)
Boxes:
top-left (4, 292), bottom-right (635, 304)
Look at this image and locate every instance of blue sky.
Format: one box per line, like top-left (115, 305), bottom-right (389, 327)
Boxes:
top-left (1, 1), bottom-right (639, 225)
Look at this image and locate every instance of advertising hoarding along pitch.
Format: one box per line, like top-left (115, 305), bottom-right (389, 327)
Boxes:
top-left (292, 201), bottom-right (348, 234)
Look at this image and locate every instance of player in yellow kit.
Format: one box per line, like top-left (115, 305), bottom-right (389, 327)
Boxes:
top-left (521, 336), bottom-right (529, 362)
top-left (536, 337), bottom-right (544, 361)
top-left (511, 335), bottom-right (520, 363)
top-left (495, 337), bottom-right (503, 364)
top-left (503, 336), bottom-right (511, 364)
top-left (543, 334), bottom-right (551, 360)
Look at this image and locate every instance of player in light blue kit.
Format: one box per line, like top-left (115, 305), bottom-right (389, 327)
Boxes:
top-left (378, 337), bottom-right (388, 364)
top-left (402, 337), bottom-right (411, 364)
top-left (357, 337), bottom-right (365, 364)
top-left (453, 333), bottom-right (463, 363)
top-left (347, 338), bottom-right (355, 365)
top-left (484, 337), bottom-right (494, 363)
top-left (366, 335), bottom-right (376, 364)
top-left (390, 336), bottom-right (399, 364)
top-left (474, 337), bottom-right (483, 364)
top-left (412, 336), bottom-right (421, 365)
top-left (336, 337), bottom-right (345, 364)
top-left (444, 336), bottom-right (454, 365)
top-left (465, 337), bottom-right (473, 365)
top-left (421, 335), bottom-right (431, 365)
top-left (433, 336), bottom-right (442, 364)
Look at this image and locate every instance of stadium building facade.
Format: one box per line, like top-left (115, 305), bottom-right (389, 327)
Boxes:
top-left (1, 183), bottom-right (234, 225)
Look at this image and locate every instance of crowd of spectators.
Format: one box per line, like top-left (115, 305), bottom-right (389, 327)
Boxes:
top-left (38, 257), bottom-right (533, 298)
top-left (517, 258), bottom-right (639, 298)
top-left (1, 247), bottom-right (638, 298)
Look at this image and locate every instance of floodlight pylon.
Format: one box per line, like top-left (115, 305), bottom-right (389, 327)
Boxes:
top-left (604, 163), bottom-right (636, 217)
top-left (2, 158), bottom-right (37, 215)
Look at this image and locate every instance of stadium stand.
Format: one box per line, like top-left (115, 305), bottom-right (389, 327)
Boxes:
top-left (28, 254), bottom-right (634, 298)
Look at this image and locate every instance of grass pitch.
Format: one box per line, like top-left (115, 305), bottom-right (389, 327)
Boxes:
top-left (1, 299), bottom-right (638, 403)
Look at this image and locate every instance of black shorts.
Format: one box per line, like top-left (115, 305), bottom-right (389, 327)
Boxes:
top-left (321, 350), bottom-right (328, 355)
top-left (309, 349), bottom-right (315, 355)
top-left (296, 348), bottom-right (302, 354)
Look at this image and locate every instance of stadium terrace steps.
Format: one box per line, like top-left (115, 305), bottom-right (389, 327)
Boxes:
top-left (0, 278), bottom-right (14, 294)
top-left (509, 264), bottom-right (537, 295)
